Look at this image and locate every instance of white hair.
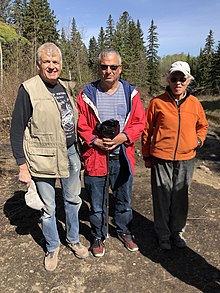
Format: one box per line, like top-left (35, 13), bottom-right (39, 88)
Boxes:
top-left (36, 42), bottom-right (62, 65)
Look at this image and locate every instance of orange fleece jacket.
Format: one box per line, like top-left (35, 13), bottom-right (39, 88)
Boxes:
top-left (142, 91), bottom-right (208, 161)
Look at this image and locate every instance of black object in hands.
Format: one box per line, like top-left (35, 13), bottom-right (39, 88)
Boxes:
top-left (96, 119), bottom-right (120, 139)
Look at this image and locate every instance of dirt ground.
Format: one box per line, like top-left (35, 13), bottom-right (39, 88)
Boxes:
top-left (0, 121), bottom-right (219, 293)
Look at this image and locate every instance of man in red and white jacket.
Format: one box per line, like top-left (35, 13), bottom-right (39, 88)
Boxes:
top-left (77, 48), bottom-right (145, 257)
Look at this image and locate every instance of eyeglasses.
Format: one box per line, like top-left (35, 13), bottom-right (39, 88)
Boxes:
top-left (170, 77), bottom-right (187, 83)
top-left (100, 64), bottom-right (120, 71)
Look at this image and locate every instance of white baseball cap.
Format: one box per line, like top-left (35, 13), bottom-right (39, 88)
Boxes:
top-left (169, 61), bottom-right (193, 79)
top-left (25, 180), bottom-right (44, 210)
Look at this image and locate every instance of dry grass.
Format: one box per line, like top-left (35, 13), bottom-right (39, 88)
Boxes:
top-left (1, 77), bottom-right (220, 140)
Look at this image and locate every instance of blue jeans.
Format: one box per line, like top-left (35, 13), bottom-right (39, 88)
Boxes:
top-left (84, 158), bottom-right (133, 240)
top-left (34, 144), bottom-right (82, 252)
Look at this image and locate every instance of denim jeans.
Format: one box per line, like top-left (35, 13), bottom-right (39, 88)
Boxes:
top-left (84, 158), bottom-right (133, 240)
top-left (34, 144), bottom-right (82, 252)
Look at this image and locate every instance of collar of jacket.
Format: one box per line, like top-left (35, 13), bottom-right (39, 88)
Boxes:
top-left (166, 85), bottom-right (191, 105)
top-left (83, 79), bottom-right (137, 114)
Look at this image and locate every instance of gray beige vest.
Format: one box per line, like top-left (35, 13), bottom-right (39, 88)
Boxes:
top-left (23, 75), bottom-right (78, 178)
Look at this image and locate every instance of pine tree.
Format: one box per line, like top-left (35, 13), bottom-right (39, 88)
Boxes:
top-left (121, 19), bottom-right (146, 85)
top-left (59, 19), bottom-right (93, 86)
top-left (88, 36), bottom-right (99, 77)
top-left (0, 0), bottom-right (11, 23)
top-left (198, 30), bottom-right (215, 91)
top-left (204, 30), bottom-right (215, 54)
top-left (70, 17), bottom-right (83, 83)
top-left (105, 15), bottom-right (115, 48)
top-left (187, 54), bottom-right (199, 90)
top-left (70, 17), bottom-right (91, 85)
top-left (10, 0), bottom-right (27, 35)
top-left (130, 19), bottom-right (148, 87)
top-left (211, 42), bottom-right (220, 94)
top-left (23, 0), bottom-right (59, 45)
top-left (59, 27), bottom-right (73, 80)
top-left (146, 20), bottom-right (160, 96)
top-left (17, 0), bottom-right (59, 74)
top-left (97, 27), bottom-right (106, 53)
top-left (113, 11), bottom-right (132, 80)
top-left (113, 11), bottom-right (130, 56)
top-left (10, 0), bottom-right (24, 35)
top-left (136, 20), bottom-right (146, 54)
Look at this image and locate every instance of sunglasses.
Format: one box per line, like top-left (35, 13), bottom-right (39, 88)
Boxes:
top-left (100, 64), bottom-right (120, 71)
top-left (170, 77), bottom-right (187, 83)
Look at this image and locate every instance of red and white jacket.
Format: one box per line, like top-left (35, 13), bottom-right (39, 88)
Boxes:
top-left (77, 79), bottom-right (145, 176)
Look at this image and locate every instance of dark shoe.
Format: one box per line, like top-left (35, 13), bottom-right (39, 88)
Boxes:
top-left (90, 239), bottom-right (105, 257)
top-left (68, 242), bottom-right (89, 259)
top-left (172, 233), bottom-right (186, 248)
top-left (118, 232), bottom-right (139, 252)
top-left (44, 246), bottom-right (59, 271)
top-left (158, 239), bottom-right (171, 250)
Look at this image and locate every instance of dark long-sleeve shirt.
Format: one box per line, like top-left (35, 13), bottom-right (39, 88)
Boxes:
top-left (10, 85), bottom-right (32, 165)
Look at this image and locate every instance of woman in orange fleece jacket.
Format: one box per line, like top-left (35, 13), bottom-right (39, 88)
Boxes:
top-left (142, 61), bottom-right (208, 250)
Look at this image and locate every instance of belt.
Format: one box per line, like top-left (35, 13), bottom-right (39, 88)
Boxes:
top-left (109, 155), bottom-right (120, 160)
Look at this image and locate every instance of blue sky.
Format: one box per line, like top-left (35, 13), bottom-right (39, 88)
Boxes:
top-left (48, 0), bottom-right (220, 57)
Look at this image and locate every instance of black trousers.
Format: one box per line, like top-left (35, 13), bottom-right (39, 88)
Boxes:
top-left (151, 157), bottom-right (195, 240)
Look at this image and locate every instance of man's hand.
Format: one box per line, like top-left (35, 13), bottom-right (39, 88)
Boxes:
top-left (93, 133), bottom-right (128, 151)
top-left (19, 163), bottom-right (31, 187)
top-left (103, 133), bottom-right (128, 151)
top-left (93, 138), bottom-right (109, 151)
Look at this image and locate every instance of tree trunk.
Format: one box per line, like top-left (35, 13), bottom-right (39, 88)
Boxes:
top-left (0, 41), bottom-right (3, 91)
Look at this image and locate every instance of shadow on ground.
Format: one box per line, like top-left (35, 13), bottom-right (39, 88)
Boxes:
top-left (132, 210), bottom-right (220, 293)
top-left (3, 187), bottom-right (220, 293)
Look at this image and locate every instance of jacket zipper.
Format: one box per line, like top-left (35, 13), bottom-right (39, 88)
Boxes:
top-left (174, 104), bottom-right (181, 160)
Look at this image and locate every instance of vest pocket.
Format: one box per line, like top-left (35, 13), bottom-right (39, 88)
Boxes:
top-left (27, 147), bottom-right (57, 175)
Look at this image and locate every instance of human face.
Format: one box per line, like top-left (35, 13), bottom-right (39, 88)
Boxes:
top-left (99, 53), bottom-right (122, 87)
top-left (37, 49), bottom-right (62, 85)
top-left (168, 71), bottom-right (190, 99)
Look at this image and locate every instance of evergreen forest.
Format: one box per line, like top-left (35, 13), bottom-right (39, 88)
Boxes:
top-left (0, 0), bottom-right (220, 122)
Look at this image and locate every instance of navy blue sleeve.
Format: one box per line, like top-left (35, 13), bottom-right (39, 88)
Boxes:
top-left (10, 85), bottom-right (32, 165)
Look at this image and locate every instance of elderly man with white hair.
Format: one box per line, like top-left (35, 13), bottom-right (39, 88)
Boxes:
top-left (10, 42), bottom-right (89, 271)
